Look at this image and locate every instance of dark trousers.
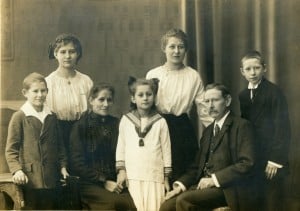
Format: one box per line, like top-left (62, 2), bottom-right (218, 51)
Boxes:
top-left (253, 163), bottom-right (287, 211)
top-left (160, 187), bottom-right (227, 211)
top-left (80, 182), bottom-right (136, 211)
top-left (257, 176), bottom-right (285, 211)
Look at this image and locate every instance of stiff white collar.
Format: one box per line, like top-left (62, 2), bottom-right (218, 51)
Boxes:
top-left (21, 101), bottom-right (52, 123)
top-left (214, 111), bottom-right (230, 130)
top-left (248, 80), bottom-right (261, 89)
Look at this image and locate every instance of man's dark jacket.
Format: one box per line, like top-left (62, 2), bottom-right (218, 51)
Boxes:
top-left (178, 112), bottom-right (257, 211)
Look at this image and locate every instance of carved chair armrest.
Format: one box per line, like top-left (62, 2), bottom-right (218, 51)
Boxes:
top-left (0, 173), bottom-right (25, 209)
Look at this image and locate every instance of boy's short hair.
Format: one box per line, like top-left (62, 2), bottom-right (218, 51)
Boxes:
top-left (161, 28), bottom-right (188, 51)
top-left (23, 72), bottom-right (47, 90)
top-left (241, 50), bottom-right (266, 68)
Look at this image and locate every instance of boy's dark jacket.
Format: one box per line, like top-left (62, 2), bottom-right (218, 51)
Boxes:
top-left (5, 111), bottom-right (67, 189)
top-left (239, 78), bottom-right (291, 171)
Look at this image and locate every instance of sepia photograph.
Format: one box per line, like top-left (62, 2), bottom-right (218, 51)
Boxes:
top-left (1, 0), bottom-right (300, 210)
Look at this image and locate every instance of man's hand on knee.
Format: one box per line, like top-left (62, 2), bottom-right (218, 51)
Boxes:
top-left (197, 178), bottom-right (215, 189)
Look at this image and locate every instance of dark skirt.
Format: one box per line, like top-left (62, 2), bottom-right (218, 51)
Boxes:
top-left (162, 113), bottom-right (199, 183)
top-left (79, 181), bottom-right (136, 211)
top-left (58, 120), bottom-right (76, 153)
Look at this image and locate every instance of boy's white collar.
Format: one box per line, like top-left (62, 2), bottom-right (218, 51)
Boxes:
top-left (21, 101), bottom-right (52, 122)
top-left (248, 80), bottom-right (262, 89)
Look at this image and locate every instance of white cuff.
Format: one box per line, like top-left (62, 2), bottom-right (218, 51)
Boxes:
top-left (211, 174), bottom-right (220, 187)
top-left (268, 161), bottom-right (283, 168)
top-left (173, 181), bottom-right (186, 192)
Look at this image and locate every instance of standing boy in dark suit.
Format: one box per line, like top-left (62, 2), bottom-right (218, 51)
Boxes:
top-left (239, 50), bottom-right (291, 211)
top-left (160, 83), bottom-right (256, 211)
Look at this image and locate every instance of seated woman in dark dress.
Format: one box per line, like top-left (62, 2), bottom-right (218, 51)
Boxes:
top-left (69, 83), bottom-right (135, 210)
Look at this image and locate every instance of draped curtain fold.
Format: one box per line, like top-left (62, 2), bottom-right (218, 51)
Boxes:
top-left (183, 0), bottom-right (278, 106)
top-left (181, 0), bottom-right (300, 206)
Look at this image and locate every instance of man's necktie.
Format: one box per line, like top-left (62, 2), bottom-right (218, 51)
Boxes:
top-left (214, 124), bottom-right (220, 137)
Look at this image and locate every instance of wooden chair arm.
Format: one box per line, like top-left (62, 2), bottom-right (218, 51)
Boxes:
top-left (0, 173), bottom-right (25, 209)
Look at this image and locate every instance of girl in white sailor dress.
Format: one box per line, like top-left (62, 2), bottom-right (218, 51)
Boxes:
top-left (116, 77), bottom-right (172, 211)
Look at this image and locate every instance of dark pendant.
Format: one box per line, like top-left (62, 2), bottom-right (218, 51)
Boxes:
top-left (139, 139), bottom-right (144, 147)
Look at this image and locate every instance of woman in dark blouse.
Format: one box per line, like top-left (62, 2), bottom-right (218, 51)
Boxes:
top-left (69, 83), bottom-right (135, 210)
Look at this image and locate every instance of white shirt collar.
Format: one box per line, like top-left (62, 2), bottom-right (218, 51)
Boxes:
top-left (21, 101), bottom-right (52, 123)
top-left (248, 80), bottom-right (261, 89)
top-left (214, 111), bottom-right (230, 130)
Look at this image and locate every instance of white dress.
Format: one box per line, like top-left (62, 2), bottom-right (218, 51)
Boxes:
top-left (146, 65), bottom-right (213, 127)
top-left (116, 113), bottom-right (172, 211)
top-left (45, 70), bottom-right (93, 121)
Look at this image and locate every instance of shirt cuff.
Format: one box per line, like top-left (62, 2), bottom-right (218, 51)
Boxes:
top-left (268, 161), bottom-right (283, 168)
top-left (173, 181), bottom-right (186, 192)
top-left (211, 174), bottom-right (220, 187)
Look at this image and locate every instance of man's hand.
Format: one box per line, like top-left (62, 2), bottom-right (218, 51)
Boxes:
top-left (12, 170), bottom-right (28, 185)
top-left (197, 177), bottom-right (215, 189)
top-left (165, 186), bottom-right (182, 200)
top-left (265, 163), bottom-right (278, 179)
top-left (61, 167), bottom-right (69, 179)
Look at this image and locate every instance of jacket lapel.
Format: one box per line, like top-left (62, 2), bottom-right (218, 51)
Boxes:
top-left (202, 125), bottom-right (214, 153)
top-left (39, 115), bottom-right (52, 140)
top-left (198, 125), bottom-right (214, 174)
top-left (250, 79), bottom-right (268, 122)
top-left (211, 113), bottom-right (233, 151)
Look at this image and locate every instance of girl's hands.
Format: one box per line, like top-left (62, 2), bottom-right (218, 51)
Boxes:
top-left (61, 167), bottom-right (69, 179)
top-left (165, 186), bottom-right (182, 201)
top-left (164, 177), bottom-right (170, 193)
top-left (117, 169), bottom-right (128, 188)
top-left (13, 170), bottom-right (28, 185)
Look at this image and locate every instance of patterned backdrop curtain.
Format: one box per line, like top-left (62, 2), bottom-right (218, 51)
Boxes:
top-left (181, 0), bottom-right (300, 209)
